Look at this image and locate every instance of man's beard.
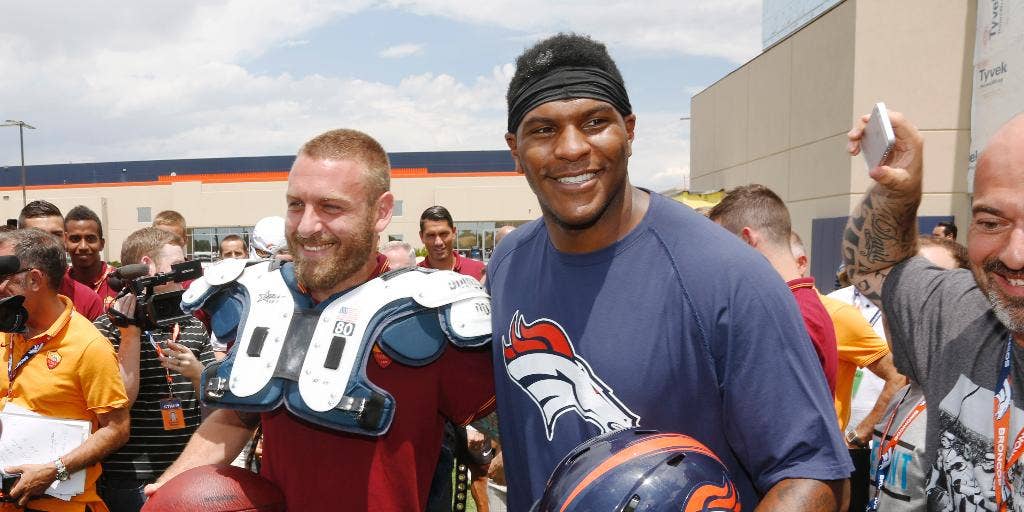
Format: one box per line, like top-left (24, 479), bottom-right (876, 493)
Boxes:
top-left (290, 214), bottom-right (375, 292)
top-left (973, 257), bottom-right (1024, 333)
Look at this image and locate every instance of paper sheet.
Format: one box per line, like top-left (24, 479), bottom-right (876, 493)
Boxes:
top-left (0, 403), bottom-right (90, 500)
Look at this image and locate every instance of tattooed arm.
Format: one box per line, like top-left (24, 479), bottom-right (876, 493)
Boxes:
top-left (756, 478), bottom-right (847, 512)
top-left (842, 110), bottom-right (924, 307)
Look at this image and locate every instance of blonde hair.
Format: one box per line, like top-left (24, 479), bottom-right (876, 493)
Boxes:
top-left (299, 128), bottom-right (391, 203)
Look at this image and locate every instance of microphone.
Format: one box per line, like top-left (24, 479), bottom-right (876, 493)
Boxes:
top-left (108, 264), bottom-right (150, 292)
top-left (0, 256), bottom-right (19, 275)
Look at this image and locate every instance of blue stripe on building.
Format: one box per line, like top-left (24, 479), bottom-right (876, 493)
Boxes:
top-left (0, 150), bottom-right (515, 187)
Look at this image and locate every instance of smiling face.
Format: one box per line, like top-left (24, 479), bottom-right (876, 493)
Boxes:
top-left (969, 116), bottom-right (1024, 334)
top-left (419, 219), bottom-right (455, 267)
top-left (286, 154), bottom-right (393, 296)
top-left (65, 219), bottom-right (105, 270)
top-left (506, 98), bottom-right (635, 234)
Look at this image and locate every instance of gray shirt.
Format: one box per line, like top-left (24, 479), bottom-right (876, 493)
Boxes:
top-left (884, 256), bottom-right (1024, 511)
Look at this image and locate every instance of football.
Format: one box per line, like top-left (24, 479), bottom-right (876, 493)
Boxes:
top-left (142, 464), bottom-right (285, 512)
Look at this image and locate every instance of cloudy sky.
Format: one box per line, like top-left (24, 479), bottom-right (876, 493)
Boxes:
top-left (0, 1), bottom-right (762, 192)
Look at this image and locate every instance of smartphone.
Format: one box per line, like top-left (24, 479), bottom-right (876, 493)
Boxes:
top-left (861, 102), bottom-right (896, 170)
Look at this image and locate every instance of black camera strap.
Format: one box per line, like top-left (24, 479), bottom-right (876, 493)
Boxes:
top-left (6, 336), bottom-right (47, 396)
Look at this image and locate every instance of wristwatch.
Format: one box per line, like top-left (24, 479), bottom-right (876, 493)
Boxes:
top-left (845, 429), bottom-right (868, 448)
top-left (53, 458), bottom-right (70, 482)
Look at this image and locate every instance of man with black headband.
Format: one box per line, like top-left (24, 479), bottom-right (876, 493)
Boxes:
top-left (487, 33), bottom-right (852, 510)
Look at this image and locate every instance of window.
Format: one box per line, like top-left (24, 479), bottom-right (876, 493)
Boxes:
top-left (137, 207), bottom-right (152, 223)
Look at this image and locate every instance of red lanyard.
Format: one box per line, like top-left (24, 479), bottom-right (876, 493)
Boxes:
top-left (148, 323), bottom-right (181, 397)
top-left (994, 335), bottom-right (1024, 511)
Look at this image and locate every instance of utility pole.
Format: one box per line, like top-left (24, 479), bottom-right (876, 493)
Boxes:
top-left (1, 120), bottom-right (36, 207)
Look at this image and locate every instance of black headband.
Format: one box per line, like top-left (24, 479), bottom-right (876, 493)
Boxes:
top-left (507, 66), bottom-right (632, 133)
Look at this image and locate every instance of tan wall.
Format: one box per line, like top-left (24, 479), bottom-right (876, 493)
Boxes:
top-left (691, 0), bottom-right (977, 256)
top-left (0, 174), bottom-right (540, 260)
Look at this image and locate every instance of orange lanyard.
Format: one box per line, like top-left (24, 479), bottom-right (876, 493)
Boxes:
top-left (994, 335), bottom-right (1024, 511)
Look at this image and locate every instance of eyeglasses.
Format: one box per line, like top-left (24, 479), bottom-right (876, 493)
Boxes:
top-left (0, 268), bottom-right (33, 285)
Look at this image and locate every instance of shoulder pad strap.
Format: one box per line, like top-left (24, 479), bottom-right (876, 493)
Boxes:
top-left (408, 270), bottom-right (488, 308)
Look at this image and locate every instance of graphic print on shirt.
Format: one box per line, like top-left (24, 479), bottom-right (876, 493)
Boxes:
top-left (502, 310), bottom-right (640, 440)
top-left (928, 374), bottom-right (1024, 511)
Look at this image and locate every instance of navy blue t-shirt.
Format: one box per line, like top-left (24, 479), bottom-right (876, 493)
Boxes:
top-left (487, 193), bottom-right (853, 510)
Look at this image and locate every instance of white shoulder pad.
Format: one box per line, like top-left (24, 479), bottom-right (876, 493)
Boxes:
top-left (180, 258), bottom-right (261, 312)
top-left (206, 258), bottom-right (249, 285)
top-left (229, 262), bottom-right (294, 397)
top-left (446, 295), bottom-right (491, 339)
top-left (410, 270), bottom-right (488, 308)
top-left (180, 276), bottom-right (213, 310)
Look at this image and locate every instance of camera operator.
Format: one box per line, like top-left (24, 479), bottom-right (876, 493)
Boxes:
top-left (0, 228), bottom-right (130, 511)
top-left (94, 227), bottom-right (213, 512)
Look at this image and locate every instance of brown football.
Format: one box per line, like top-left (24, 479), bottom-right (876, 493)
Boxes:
top-left (142, 464), bottom-right (285, 512)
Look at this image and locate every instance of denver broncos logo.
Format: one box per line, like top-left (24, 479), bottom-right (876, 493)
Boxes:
top-left (503, 310), bottom-right (640, 440)
top-left (684, 478), bottom-right (741, 512)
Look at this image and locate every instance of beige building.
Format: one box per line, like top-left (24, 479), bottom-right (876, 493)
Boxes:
top-left (0, 151), bottom-right (540, 262)
top-left (691, 0), bottom-right (975, 287)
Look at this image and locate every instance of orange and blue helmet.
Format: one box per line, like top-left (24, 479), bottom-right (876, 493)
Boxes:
top-left (531, 428), bottom-right (742, 512)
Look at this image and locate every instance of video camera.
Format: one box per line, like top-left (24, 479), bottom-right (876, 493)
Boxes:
top-left (108, 260), bottom-right (203, 331)
top-left (0, 255), bottom-right (28, 334)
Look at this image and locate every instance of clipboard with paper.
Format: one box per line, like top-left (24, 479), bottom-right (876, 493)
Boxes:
top-left (0, 403), bottom-right (89, 500)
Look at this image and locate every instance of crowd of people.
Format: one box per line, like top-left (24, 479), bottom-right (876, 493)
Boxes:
top-left (0, 31), bottom-right (1021, 512)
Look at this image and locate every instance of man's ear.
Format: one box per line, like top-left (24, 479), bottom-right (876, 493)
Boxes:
top-left (623, 113), bottom-right (636, 158)
top-left (740, 227), bottom-right (758, 248)
top-left (372, 191), bottom-right (395, 235)
top-left (140, 255), bottom-right (157, 275)
top-left (505, 133), bottom-right (523, 174)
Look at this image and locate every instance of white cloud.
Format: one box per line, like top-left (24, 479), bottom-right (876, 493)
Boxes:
top-left (0, 0), bottom-right (741, 194)
top-left (378, 43), bottom-right (425, 59)
top-left (384, 0), bottom-right (762, 63)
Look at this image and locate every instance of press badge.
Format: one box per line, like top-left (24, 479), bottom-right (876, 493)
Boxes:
top-left (160, 398), bottom-right (185, 430)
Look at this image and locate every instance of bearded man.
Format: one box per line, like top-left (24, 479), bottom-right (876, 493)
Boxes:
top-left (144, 129), bottom-right (495, 512)
top-left (844, 111), bottom-right (1024, 511)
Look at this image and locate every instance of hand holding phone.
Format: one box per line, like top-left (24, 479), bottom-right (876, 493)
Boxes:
top-left (860, 102), bottom-right (895, 170)
top-left (847, 104), bottom-right (924, 194)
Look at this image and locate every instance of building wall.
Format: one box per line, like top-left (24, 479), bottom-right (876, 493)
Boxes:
top-left (0, 173), bottom-right (539, 261)
top-left (691, 0), bottom-right (976, 287)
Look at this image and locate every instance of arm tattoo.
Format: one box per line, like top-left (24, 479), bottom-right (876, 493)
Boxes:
top-left (842, 185), bottom-right (920, 308)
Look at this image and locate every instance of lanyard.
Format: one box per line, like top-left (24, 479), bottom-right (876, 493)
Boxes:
top-left (147, 323), bottom-right (181, 398)
top-left (6, 336), bottom-right (47, 395)
top-left (994, 335), bottom-right (1024, 511)
top-left (867, 388), bottom-right (926, 511)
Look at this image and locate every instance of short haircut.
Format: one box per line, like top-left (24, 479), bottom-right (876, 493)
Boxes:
top-left (381, 240), bottom-right (415, 261)
top-left (299, 129), bottom-right (391, 204)
top-left (220, 234), bottom-right (247, 252)
top-left (419, 205), bottom-right (455, 232)
top-left (65, 205), bottom-right (104, 238)
top-left (708, 184), bottom-right (792, 247)
top-left (0, 228), bottom-right (66, 290)
top-left (153, 210), bottom-right (187, 230)
top-left (120, 227), bottom-right (183, 265)
top-left (935, 221), bottom-right (958, 239)
top-left (507, 33), bottom-right (626, 119)
top-left (919, 235), bottom-right (969, 269)
top-left (18, 200), bottom-right (62, 227)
